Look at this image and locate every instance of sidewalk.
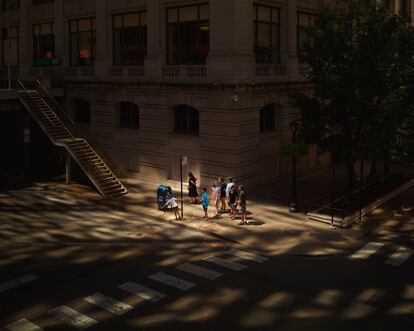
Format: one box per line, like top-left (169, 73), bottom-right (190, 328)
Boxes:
top-left (30, 165), bottom-right (371, 257)
top-left (27, 163), bottom-right (414, 257)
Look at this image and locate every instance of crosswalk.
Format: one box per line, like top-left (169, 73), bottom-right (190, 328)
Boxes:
top-left (3, 249), bottom-right (266, 330)
top-left (349, 237), bottom-right (414, 267)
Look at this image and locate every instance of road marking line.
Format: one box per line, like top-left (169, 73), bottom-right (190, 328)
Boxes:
top-left (176, 263), bottom-right (223, 280)
top-left (6, 319), bottom-right (43, 331)
top-left (204, 256), bottom-right (247, 271)
top-left (385, 247), bottom-right (414, 266)
top-left (0, 274), bottom-right (37, 294)
top-left (149, 272), bottom-right (195, 291)
top-left (349, 242), bottom-right (385, 260)
top-left (118, 281), bottom-right (166, 302)
top-left (83, 293), bottom-right (133, 315)
top-left (48, 305), bottom-right (97, 329)
top-left (225, 249), bottom-right (268, 262)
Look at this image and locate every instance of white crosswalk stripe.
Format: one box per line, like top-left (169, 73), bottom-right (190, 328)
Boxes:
top-left (204, 256), bottom-right (247, 271)
top-left (118, 281), bottom-right (166, 302)
top-left (176, 263), bottom-right (222, 280)
top-left (225, 249), bottom-right (268, 262)
top-left (0, 274), bottom-right (37, 294)
top-left (385, 246), bottom-right (414, 266)
top-left (349, 242), bottom-right (385, 260)
top-left (6, 319), bottom-right (43, 331)
top-left (48, 305), bottom-right (98, 330)
top-left (149, 272), bottom-right (195, 291)
top-left (83, 293), bottom-right (133, 315)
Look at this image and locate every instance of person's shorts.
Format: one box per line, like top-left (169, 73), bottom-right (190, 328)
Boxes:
top-left (172, 206), bottom-right (178, 211)
top-left (203, 205), bottom-right (208, 212)
top-left (229, 203), bottom-right (236, 210)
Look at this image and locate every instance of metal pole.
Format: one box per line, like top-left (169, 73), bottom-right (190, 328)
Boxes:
top-left (6, 0), bottom-right (12, 89)
top-left (359, 159), bottom-right (363, 222)
top-left (180, 157), bottom-right (184, 220)
top-left (331, 154), bottom-right (336, 228)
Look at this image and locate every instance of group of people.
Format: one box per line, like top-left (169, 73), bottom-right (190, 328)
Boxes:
top-left (188, 173), bottom-right (249, 225)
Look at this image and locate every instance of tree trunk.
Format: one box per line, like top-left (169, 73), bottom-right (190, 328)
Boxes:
top-left (383, 156), bottom-right (391, 179)
top-left (346, 159), bottom-right (354, 202)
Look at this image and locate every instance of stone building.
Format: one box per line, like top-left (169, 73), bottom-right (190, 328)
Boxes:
top-left (0, 0), bottom-right (413, 191)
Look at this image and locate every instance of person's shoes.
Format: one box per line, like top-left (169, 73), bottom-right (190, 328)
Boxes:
top-left (238, 221), bottom-right (245, 225)
top-left (245, 221), bottom-right (250, 225)
top-left (330, 225), bottom-right (336, 230)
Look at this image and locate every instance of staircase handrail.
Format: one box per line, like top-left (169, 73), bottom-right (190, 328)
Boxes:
top-left (34, 80), bottom-right (74, 130)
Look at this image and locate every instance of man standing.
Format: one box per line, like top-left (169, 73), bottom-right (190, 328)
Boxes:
top-left (226, 177), bottom-right (235, 199)
top-left (238, 185), bottom-right (248, 225)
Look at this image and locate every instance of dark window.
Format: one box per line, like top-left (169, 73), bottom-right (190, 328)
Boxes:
top-left (400, 0), bottom-right (410, 15)
top-left (69, 17), bottom-right (96, 66)
top-left (260, 104), bottom-right (276, 133)
top-left (2, 26), bottom-right (19, 67)
top-left (119, 102), bottom-right (139, 129)
top-left (253, 5), bottom-right (280, 64)
top-left (2, 0), bottom-right (19, 10)
top-left (113, 12), bottom-right (147, 66)
top-left (73, 99), bottom-right (91, 124)
top-left (297, 12), bottom-right (315, 62)
top-left (33, 0), bottom-right (53, 4)
top-left (33, 23), bottom-right (55, 65)
top-left (174, 105), bottom-right (199, 135)
top-left (167, 4), bottom-right (209, 64)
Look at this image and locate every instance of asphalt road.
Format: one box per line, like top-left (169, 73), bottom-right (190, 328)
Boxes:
top-left (0, 187), bottom-right (414, 331)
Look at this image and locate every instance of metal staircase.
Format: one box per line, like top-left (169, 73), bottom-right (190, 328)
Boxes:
top-left (17, 80), bottom-right (128, 198)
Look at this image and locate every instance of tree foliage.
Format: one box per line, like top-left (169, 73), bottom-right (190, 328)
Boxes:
top-left (292, 2), bottom-right (414, 175)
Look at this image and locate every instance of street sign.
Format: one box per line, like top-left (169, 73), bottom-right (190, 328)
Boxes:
top-left (181, 156), bottom-right (188, 166)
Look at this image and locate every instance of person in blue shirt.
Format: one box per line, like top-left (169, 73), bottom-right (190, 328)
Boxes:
top-left (201, 187), bottom-right (209, 219)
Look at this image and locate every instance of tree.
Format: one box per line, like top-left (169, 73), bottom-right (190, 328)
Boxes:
top-left (293, 1), bottom-right (414, 192)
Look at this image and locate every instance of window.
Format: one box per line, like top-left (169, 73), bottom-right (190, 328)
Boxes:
top-left (260, 104), bottom-right (277, 133)
top-left (400, 0), bottom-right (410, 15)
top-left (2, 0), bottom-right (19, 10)
top-left (113, 12), bottom-right (147, 66)
top-left (33, 23), bottom-right (55, 65)
top-left (174, 105), bottom-right (199, 135)
top-left (2, 27), bottom-right (19, 67)
top-left (253, 5), bottom-right (280, 64)
top-left (297, 12), bottom-right (315, 62)
top-left (167, 4), bottom-right (209, 64)
top-left (33, 0), bottom-right (53, 4)
top-left (73, 99), bottom-right (91, 124)
top-left (69, 17), bottom-right (96, 66)
top-left (119, 102), bottom-right (139, 129)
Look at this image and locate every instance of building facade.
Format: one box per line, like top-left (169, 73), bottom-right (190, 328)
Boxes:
top-left (1, 0), bottom-right (413, 189)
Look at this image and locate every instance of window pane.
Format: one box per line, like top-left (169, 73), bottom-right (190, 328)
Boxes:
top-left (70, 20), bottom-right (77, 32)
top-left (34, 24), bottom-right (40, 36)
top-left (272, 9), bottom-right (279, 23)
top-left (179, 6), bottom-right (198, 22)
top-left (40, 23), bottom-right (52, 35)
top-left (168, 8), bottom-right (178, 23)
top-left (114, 15), bottom-right (123, 28)
top-left (257, 6), bottom-right (271, 22)
top-left (140, 12), bottom-right (147, 25)
top-left (175, 107), bottom-right (187, 131)
top-left (257, 22), bottom-right (270, 47)
top-left (199, 4), bottom-right (209, 20)
top-left (124, 13), bottom-right (140, 27)
top-left (78, 19), bottom-right (91, 32)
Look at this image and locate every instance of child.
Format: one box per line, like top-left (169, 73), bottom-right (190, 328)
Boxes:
top-left (201, 188), bottom-right (209, 219)
top-left (162, 195), bottom-right (181, 220)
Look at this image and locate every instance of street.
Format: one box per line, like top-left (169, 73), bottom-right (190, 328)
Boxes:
top-left (1, 187), bottom-right (414, 331)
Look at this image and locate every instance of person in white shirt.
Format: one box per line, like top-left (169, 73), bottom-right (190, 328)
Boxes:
top-left (162, 195), bottom-right (181, 220)
top-left (226, 177), bottom-right (235, 199)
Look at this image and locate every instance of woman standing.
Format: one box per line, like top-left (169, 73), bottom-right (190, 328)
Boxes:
top-left (188, 172), bottom-right (198, 204)
top-left (211, 181), bottom-right (221, 216)
top-left (228, 185), bottom-right (238, 220)
top-left (219, 177), bottom-right (227, 213)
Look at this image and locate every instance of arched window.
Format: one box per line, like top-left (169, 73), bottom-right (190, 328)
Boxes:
top-left (259, 104), bottom-right (277, 133)
top-left (73, 99), bottom-right (90, 124)
top-left (119, 102), bottom-right (139, 129)
top-left (174, 105), bottom-right (199, 135)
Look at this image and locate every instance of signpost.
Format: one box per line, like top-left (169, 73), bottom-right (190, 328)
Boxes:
top-left (354, 160), bottom-right (370, 222)
top-left (180, 156), bottom-right (188, 219)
